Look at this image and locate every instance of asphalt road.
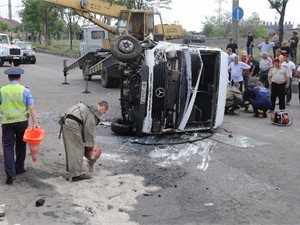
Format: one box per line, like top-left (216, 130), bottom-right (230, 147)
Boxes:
top-left (1, 52), bottom-right (300, 225)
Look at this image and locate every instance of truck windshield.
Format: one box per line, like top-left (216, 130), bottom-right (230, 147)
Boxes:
top-left (117, 11), bottom-right (130, 35)
top-left (0, 34), bottom-right (9, 44)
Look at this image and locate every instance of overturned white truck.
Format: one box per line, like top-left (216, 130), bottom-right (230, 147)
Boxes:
top-left (110, 36), bottom-right (228, 136)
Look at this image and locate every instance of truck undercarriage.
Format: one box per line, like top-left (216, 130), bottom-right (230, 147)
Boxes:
top-left (110, 37), bottom-right (227, 136)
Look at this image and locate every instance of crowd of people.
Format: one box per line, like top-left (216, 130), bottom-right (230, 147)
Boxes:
top-left (225, 30), bottom-right (299, 117)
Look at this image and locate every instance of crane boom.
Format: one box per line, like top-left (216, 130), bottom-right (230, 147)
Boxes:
top-left (42, 0), bottom-right (160, 38)
top-left (42, 0), bottom-right (126, 18)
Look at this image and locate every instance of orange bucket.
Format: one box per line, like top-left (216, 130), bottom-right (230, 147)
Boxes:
top-left (23, 128), bottom-right (45, 162)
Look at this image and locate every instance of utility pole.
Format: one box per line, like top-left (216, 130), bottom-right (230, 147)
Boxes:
top-left (232, 0), bottom-right (239, 53)
top-left (8, 0), bottom-right (12, 20)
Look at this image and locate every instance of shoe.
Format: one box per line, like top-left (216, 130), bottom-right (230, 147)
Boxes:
top-left (16, 169), bottom-right (26, 175)
top-left (72, 174), bottom-right (91, 182)
top-left (228, 111), bottom-right (238, 115)
top-left (286, 102), bottom-right (290, 106)
top-left (253, 114), bottom-right (259, 117)
top-left (6, 176), bottom-right (15, 185)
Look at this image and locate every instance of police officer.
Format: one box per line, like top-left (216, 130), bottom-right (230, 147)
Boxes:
top-left (0, 67), bottom-right (39, 185)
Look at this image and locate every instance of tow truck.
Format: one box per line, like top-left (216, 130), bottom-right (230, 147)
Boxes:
top-left (42, 0), bottom-right (228, 136)
top-left (42, 0), bottom-right (184, 87)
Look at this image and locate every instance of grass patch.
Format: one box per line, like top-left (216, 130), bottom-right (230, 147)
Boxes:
top-left (33, 39), bottom-right (80, 55)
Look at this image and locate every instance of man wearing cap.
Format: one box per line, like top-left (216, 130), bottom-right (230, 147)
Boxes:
top-left (59, 101), bottom-right (108, 181)
top-left (268, 58), bottom-right (290, 111)
top-left (0, 67), bottom-right (39, 185)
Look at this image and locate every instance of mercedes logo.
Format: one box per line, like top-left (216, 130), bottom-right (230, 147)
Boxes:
top-left (155, 87), bottom-right (165, 98)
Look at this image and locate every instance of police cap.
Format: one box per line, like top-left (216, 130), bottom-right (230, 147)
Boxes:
top-left (4, 67), bottom-right (25, 75)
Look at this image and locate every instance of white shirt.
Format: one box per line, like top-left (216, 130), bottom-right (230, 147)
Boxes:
top-left (228, 61), bottom-right (251, 82)
top-left (227, 53), bottom-right (236, 65)
top-left (282, 60), bottom-right (295, 78)
top-left (258, 42), bottom-right (274, 55)
top-left (259, 57), bottom-right (273, 71)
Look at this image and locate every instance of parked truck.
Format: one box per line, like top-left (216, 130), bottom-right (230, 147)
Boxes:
top-left (0, 33), bottom-right (22, 66)
top-left (154, 24), bottom-right (184, 40)
top-left (43, 0), bottom-right (228, 136)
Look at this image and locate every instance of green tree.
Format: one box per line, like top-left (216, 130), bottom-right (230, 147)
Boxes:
top-left (239, 13), bottom-right (267, 39)
top-left (202, 12), bottom-right (231, 37)
top-left (267, 0), bottom-right (289, 44)
top-left (0, 22), bottom-right (10, 32)
top-left (58, 8), bottom-right (81, 50)
top-left (202, 8), bottom-right (267, 39)
top-left (20, 0), bottom-right (63, 44)
top-left (20, 0), bottom-right (46, 43)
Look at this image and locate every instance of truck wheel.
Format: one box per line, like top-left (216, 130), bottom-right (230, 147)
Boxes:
top-left (13, 59), bottom-right (21, 67)
top-left (111, 35), bottom-right (142, 63)
top-left (111, 118), bottom-right (133, 135)
top-left (101, 68), bottom-right (115, 88)
top-left (30, 56), bottom-right (36, 64)
top-left (113, 78), bottom-right (120, 87)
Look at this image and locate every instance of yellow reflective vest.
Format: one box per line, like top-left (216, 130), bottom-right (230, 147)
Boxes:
top-left (0, 84), bottom-right (28, 124)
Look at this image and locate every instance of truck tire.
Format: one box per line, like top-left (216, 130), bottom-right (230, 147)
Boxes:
top-left (13, 59), bottom-right (21, 67)
top-left (30, 56), bottom-right (36, 64)
top-left (0, 58), bottom-right (4, 66)
top-left (113, 78), bottom-right (120, 87)
top-left (111, 118), bottom-right (133, 135)
top-left (111, 35), bottom-right (142, 63)
top-left (101, 68), bottom-right (115, 88)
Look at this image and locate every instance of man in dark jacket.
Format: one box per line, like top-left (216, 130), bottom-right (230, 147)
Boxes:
top-left (289, 31), bottom-right (299, 64)
top-left (251, 81), bottom-right (272, 118)
top-left (226, 38), bottom-right (238, 54)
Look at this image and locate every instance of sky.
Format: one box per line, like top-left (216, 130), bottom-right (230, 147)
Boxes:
top-left (159, 0), bottom-right (299, 31)
top-left (0, 0), bottom-right (298, 32)
top-left (0, 0), bottom-right (22, 21)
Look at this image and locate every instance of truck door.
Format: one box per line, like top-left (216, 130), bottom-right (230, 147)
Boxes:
top-left (80, 27), bottom-right (106, 56)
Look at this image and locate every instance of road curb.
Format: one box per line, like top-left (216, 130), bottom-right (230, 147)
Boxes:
top-left (35, 49), bottom-right (78, 59)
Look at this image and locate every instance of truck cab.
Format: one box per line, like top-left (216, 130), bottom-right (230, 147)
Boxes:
top-left (79, 25), bottom-right (111, 56)
top-left (0, 33), bottom-right (22, 66)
